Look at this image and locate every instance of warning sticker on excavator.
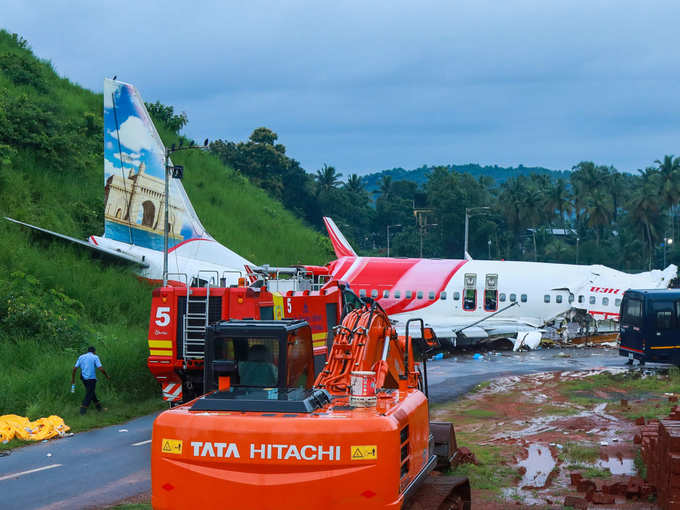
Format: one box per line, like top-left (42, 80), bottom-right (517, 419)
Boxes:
top-left (351, 445), bottom-right (377, 460)
top-left (162, 439), bottom-right (183, 455)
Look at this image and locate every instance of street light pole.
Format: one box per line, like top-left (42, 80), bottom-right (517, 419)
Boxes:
top-left (162, 139), bottom-right (210, 287)
top-left (387, 224), bottom-right (401, 257)
top-left (664, 235), bottom-right (673, 268)
top-left (464, 207), bottom-right (490, 259)
top-left (162, 148), bottom-right (170, 287)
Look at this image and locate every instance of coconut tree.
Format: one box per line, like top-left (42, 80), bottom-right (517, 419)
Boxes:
top-left (315, 164), bottom-right (342, 194)
top-left (654, 155), bottom-right (680, 240)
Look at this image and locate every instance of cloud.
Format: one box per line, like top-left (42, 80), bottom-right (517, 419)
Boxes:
top-left (109, 116), bottom-right (161, 155)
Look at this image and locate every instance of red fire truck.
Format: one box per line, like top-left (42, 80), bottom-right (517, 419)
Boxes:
top-left (146, 271), bottom-right (352, 403)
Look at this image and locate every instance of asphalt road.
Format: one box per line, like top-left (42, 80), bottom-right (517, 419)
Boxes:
top-left (0, 413), bottom-right (159, 510)
top-left (0, 347), bottom-right (639, 509)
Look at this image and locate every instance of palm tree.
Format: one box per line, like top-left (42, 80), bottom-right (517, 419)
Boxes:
top-left (315, 164), bottom-right (342, 194)
top-left (654, 155), bottom-right (680, 240)
top-left (345, 174), bottom-right (364, 194)
top-left (585, 190), bottom-right (613, 246)
top-left (628, 174), bottom-right (662, 269)
top-left (544, 178), bottom-right (572, 228)
top-left (377, 175), bottom-right (393, 199)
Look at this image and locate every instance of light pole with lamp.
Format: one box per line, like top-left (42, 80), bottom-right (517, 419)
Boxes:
top-left (162, 138), bottom-right (210, 287)
top-left (664, 235), bottom-right (673, 268)
top-left (386, 224), bottom-right (401, 257)
top-left (488, 239), bottom-right (492, 259)
top-left (464, 206), bottom-right (490, 259)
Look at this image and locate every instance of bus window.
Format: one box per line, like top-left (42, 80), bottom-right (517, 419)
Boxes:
top-left (622, 298), bottom-right (642, 326)
top-left (657, 310), bottom-right (673, 330)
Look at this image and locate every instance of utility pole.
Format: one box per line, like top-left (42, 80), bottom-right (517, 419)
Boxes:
top-left (162, 139), bottom-right (210, 287)
top-left (387, 224), bottom-right (401, 257)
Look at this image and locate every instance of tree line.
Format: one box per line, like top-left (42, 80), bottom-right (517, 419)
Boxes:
top-left (210, 127), bottom-right (680, 271)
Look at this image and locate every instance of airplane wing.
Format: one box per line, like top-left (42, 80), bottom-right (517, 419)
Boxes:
top-left (5, 217), bottom-right (149, 267)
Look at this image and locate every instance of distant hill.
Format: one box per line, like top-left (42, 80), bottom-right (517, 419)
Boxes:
top-left (361, 163), bottom-right (570, 193)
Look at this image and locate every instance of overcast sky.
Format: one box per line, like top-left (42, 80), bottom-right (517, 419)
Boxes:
top-left (3, 1), bottom-right (679, 175)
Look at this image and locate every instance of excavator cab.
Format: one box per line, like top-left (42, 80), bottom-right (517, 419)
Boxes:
top-left (196, 319), bottom-right (330, 413)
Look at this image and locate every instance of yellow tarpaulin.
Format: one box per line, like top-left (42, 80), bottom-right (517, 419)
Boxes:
top-left (0, 414), bottom-right (70, 442)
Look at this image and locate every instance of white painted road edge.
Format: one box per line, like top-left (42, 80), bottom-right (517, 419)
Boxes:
top-left (132, 439), bottom-right (152, 447)
top-left (0, 463), bottom-right (63, 482)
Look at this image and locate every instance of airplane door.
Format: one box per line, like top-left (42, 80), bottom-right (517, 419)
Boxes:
top-left (484, 274), bottom-right (498, 311)
top-left (463, 273), bottom-right (477, 311)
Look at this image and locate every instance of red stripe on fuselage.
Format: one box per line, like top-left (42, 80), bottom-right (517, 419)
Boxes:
top-left (333, 257), bottom-right (468, 314)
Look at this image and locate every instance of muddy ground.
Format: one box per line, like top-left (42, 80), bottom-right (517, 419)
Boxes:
top-left (434, 361), bottom-right (680, 509)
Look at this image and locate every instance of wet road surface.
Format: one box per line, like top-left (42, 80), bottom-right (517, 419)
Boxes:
top-left (0, 347), bottom-right (651, 509)
top-left (0, 413), bottom-right (158, 509)
top-left (426, 346), bottom-right (632, 403)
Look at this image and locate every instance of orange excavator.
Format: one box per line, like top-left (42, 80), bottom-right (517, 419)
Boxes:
top-left (151, 289), bottom-right (471, 509)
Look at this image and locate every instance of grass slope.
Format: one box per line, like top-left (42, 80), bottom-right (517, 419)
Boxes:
top-left (0, 29), bottom-right (331, 443)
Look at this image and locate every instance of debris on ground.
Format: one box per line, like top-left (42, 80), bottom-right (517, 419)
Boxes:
top-left (0, 414), bottom-right (70, 442)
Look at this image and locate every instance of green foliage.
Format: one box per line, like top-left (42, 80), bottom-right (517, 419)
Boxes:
top-left (144, 101), bottom-right (188, 134)
top-left (0, 271), bottom-right (89, 350)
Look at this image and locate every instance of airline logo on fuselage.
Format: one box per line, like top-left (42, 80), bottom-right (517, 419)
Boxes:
top-left (590, 287), bottom-right (621, 294)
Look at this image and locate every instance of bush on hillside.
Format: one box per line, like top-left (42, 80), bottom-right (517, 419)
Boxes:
top-left (0, 271), bottom-right (90, 350)
top-left (0, 51), bottom-right (48, 92)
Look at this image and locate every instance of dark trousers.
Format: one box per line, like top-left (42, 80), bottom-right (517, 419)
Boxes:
top-left (81, 377), bottom-right (101, 409)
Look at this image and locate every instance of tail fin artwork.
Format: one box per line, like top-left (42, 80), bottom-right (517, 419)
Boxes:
top-left (323, 217), bottom-right (357, 258)
top-left (103, 78), bottom-right (211, 250)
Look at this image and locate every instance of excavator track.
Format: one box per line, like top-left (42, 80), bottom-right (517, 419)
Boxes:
top-left (404, 475), bottom-right (471, 510)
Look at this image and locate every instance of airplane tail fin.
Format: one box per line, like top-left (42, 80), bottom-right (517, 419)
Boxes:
top-left (323, 217), bottom-right (357, 258)
top-left (103, 78), bottom-right (211, 250)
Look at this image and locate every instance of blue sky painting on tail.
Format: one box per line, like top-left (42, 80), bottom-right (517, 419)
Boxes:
top-left (102, 79), bottom-right (209, 250)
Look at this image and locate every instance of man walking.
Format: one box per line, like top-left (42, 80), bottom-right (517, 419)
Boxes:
top-left (71, 346), bottom-right (110, 415)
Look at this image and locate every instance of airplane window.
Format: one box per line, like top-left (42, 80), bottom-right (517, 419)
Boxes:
top-left (500, 293), bottom-right (506, 302)
top-left (405, 290), bottom-right (413, 299)
top-left (615, 298), bottom-right (621, 307)
top-left (440, 291), bottom-right (447, 300)
top-left (521, 294), bottom-right (527, 303)
top-left (383, 290), bottom-right (389, 298)
top-left (359, 289), bottom-right (366, 298)
top-left (569, 294), bottom-right (575, 303)
top-left (589, 296), bottom-right (596, 305)
top-left (578, 295), bottom-right (584, 304)
top-left (556, 295), bottom-right (563, 304)
top-left (453, 292), bottom-right (460, 300)
top-left (428, 291), bottom-right (435, 300)
top-left (463, 289), bottom-right (476, 311)
top-left (394, 290), bottom-right (401, 299)
top-left (416, 291), bottom-right (423, 299)
top-left (544, 295), bottom-right (550, 303)
top-left (371, 289), bottom-right (378, 299)
top-left (510, 293), bottom-right (517, 302)
top-left (602, 297), bottom-right (609, 306)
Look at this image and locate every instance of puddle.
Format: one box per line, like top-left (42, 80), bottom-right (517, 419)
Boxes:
top-left (516, 444), bottom-right (556, 488)
top-left (597, 456), bottom-right (636, 475)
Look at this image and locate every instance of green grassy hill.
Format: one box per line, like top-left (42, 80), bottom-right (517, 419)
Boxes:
top-left (0, 29), bottom-right (331, 441)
